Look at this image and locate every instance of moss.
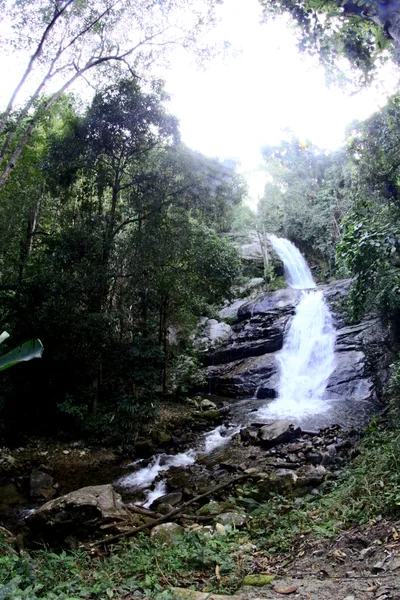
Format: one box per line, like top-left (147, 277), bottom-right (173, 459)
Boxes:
top-left (242, 574), bottom-right (275, 586)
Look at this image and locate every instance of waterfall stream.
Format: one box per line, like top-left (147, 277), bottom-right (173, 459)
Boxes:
top-left (116, 235), bottom-right (336, 502)
top-left (257, 235), bottom-right (336, 419)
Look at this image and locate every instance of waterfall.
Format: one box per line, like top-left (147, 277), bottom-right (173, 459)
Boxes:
top-left (257, 235), bottom-right (336, 419)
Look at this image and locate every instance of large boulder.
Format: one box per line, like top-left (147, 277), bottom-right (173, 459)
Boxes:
top-left (26, 484), bottom-right (130, 541)
top-left (259, 420), bottom-right (301, 448)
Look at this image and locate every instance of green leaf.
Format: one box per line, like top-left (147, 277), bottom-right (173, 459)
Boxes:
top-left (0, 339), bottom-right (44, 372)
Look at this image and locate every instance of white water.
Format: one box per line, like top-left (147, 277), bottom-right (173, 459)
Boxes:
top-left (116, 235), bottom-right (336, 503)
top-left (257, 235), bottom-right (336, 419)
top-left (269, 234), bottom-right (315, 289)
top-left (116, 425), bottom-right (238, 504)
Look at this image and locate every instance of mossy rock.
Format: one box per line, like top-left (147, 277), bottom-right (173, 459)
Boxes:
top-left (199, 410), bottom-right (220, 421)
top-left (242, 574), bottom-right (275, 586)
top-left (152, 430), bottom-right (172, 445)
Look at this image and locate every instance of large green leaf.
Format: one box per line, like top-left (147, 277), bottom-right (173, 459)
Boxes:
top-left (0, 339), bottom-right (44, 372)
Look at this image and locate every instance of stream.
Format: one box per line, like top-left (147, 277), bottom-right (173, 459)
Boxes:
top-left (1, 236), bottom-right (382, 525)
top-left (114, 236), bottom-right (338, 506)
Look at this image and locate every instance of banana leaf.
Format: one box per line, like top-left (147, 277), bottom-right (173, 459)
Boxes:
top-left (0, 339), bottom-right (44, 372)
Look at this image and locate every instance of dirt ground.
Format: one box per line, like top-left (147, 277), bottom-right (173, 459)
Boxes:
top-left (241, 519), bottom-right (400, 600)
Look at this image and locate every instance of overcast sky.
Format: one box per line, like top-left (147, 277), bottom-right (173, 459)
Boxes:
top-left (161, 0), bottom-right (398, 206)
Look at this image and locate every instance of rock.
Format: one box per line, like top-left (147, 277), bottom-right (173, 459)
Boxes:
top-left (306, 452), bottom-right (323, 465)
top-left (134, 439), bottom-right (155, 457)
top-left (214, 523), bottom-right (227, 536)
top-left (195, 320), bottom-right (232, 350)
top-left (242, 574), bottom-right (275, 586)
top-left (259, 420), bottom-right (301, 448)
top-left (199, 410), bottom-right (220, 421)
top-left (150, 522), bottom-right (184, 544)
top-left (154, 492), bottom-right (182, 507)
top-left (200, 398), bottom-right (217, 410)
top-left (30, 469), bottom-right (56, 500)
top-left (219, 299), bottom-right (248, 321)
top-left (156, 503), bottom-right (174, 515)
top-left (268, 469), bottom-right (298, 493)
top-left (198, 500), bottom-right (222, 515)
top-left (296, 464), bottom-right (327, 487)
top-left (26, 484), bottom-right (130, 541)
top-left (216, 512), bottom-right (247, 528)
top-left (152, 430), bottom-right (172, 445)
top-left (240, 426), bottom-right (260, 444)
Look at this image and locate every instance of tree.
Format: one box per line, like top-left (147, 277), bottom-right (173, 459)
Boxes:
top-left (337, 94), bottom-right (400, 322)
top-left (0, 0), bottom-right (221, 189)
top-left (0, 81), bottom-right (243, 440)
top-left (258, 0), bottom-right (397, 86)
top-left (257, 136), bottom-right (351, 272)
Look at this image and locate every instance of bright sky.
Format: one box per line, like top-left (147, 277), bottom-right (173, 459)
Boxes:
top-left (162, 0), bottom-right (399, 207)
top-left (0, 0), bottom-right (398, 208)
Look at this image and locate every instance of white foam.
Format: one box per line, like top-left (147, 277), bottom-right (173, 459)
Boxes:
top-left (143, 479), bottom-right (168, 508)
top-left (117, 451), bottom-right (196, 490)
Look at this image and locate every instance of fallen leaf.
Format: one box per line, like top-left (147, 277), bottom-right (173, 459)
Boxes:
top-left (333, 549), bottom-right (346, 562)
top-left (273, 585), bottom-right (298, 595)
top-left (392, 527), bottom-right (399, 541)
top-left (215, 565), bottom-right (221, 581)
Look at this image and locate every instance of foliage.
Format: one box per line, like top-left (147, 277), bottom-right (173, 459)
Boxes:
top-left (258, 0), bottom-right (394, 87)
top-left (0, 531), bottom-right (241, 599)
top-left (0, 0), bottom-right (222, 187)
top-left (0, 335), bottom-right (43, 372)
top-left (0, 83), bottom-right (243, 440)
top-left (337, 96), bottom-right (400, 321)
top-left (257, 136), bottom-right (352, 275)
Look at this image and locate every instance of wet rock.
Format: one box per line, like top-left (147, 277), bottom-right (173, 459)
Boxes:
top-left (30, 469), bottom-right (56, 500)
top-left (259, 420), bottom-right (301, 448)
top-left (216, 512), bottom-right (247, 528)
top-left (150, 522), bottom-right (184, 544)
top-left (240, 426), bottom-right (260, 444)
top-left (154, 491), bottom-right (182, 507)
top-left (26, 484), bottom-right (130, 541)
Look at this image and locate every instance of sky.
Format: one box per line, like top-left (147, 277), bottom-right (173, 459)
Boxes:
top-left (160, 0), bottom-right (399, 207)
top-left (0, 0), bottom-right (398, 208)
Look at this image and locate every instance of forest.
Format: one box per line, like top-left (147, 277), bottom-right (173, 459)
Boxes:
top-left (1, 1), bottom-right (400, 599)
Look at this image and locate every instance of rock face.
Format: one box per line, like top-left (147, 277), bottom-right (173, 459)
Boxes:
top-left (204, 278), bottom-right (391, 412)
top-left (26, 484), bottom-right (130, 540)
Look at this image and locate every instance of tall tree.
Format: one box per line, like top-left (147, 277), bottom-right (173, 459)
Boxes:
top-left (0, 0), bottom-right (221, 188)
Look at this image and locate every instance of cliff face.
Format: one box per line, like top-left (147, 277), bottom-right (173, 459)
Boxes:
top-left (202, 279), bottom-right (392, 421)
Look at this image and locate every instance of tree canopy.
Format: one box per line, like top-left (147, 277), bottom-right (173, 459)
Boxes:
top-left (258, 0), bottom-right (398, 86)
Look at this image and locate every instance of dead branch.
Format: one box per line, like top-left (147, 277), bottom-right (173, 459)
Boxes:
top-left (89, 473), bottom-right (250, 547)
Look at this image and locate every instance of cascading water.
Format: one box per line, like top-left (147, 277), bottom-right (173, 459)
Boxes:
top-left (257, 235), bottom-right (336, 419)
top-left (116, 235), bottom-right (336, 503)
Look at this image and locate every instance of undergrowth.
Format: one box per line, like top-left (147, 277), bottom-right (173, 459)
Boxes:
top-left (0, 530), bottom-right (241, 600)
top-left (2, 363), bottom-right (400, 599)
